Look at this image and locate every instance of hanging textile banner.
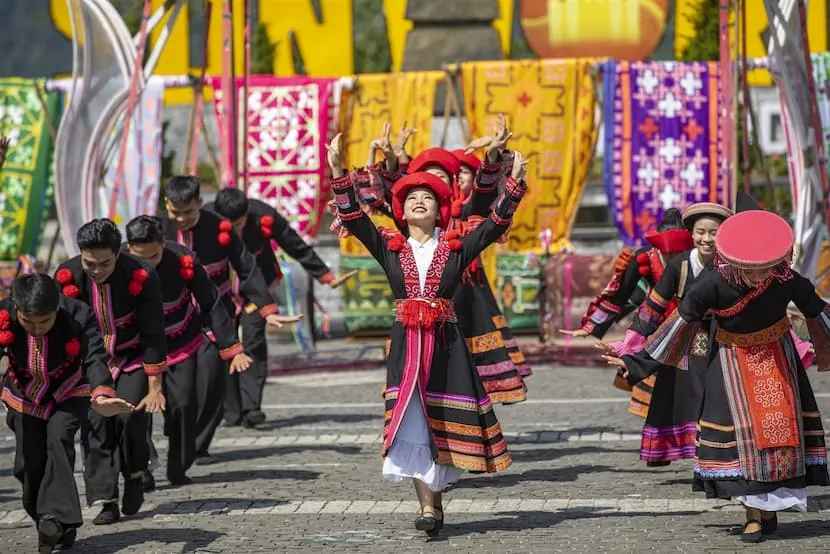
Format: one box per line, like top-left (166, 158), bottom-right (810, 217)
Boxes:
top-left (461, 58), bottom-right (597, 253)
top-left (337, 71), bottom-right (443, 333)
top-left (0, 78), bottom-right (61, 260)
top-left (798, 52), bottom-right (830, 295)
top-left (338, 70), bottom-right (443, 256)
top-left (603, 61), bottom-right (726, 247)
top-left (101, 76), bottom-right (164, 223)
top-left (209, 76), bottom-right (336, 240)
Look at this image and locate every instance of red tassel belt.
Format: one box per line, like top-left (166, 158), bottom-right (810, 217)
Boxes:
top-left (394, 298), bottom-right (456, 328)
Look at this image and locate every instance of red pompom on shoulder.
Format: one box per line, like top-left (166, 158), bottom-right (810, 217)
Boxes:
top-left (62, 285), bottom-right (80, 298)
top-left (219, 220), bottom-right (233, 232)
top-left (128, 280), bottom-right (143, 296)
top-left (260, 215), bottom-right (274, 227)
top-left (638, 265), bottom-right (651, 276)
top-left (451, 200), bottom-right (463, 218)
top-left (448, 239), bottom-right (463, 251)
top-left (0, 330), bottom-right (13, 346)
top-left (55, 268), bottom-right (73, 285)
top-left (132, 269), bottom-right (149, 283)
top-left (635, 252), bottom-right (650, 265)
top-left (217, 232), bottom-right (232, 247)
top-left (0, 310), bottom-right (10, 330)
top-left (445, 229), bottom-right (461, 241)
top-left (65, 338), bottom-right (81, 358)
top-left (180, 268), bottom-right (195, 281)
top-left (260, 226), bottom-right (272, 238)
top-left (180, 255), bottom-right (194, 268)
top-left (387, 234), bottom-right (406, 252)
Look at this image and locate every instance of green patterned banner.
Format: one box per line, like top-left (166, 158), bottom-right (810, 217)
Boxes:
top-left (339, 255), bottom-right (395, 333)
top-left (495, 253), bottom-right (540, 330)
top-left (339, 252), bottom-right (543, 333)
top-left (0, 78), bottom-right (60, 260)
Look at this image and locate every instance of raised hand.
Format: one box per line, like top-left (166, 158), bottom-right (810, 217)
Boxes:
top-left (464, 135), bottom-right (493, 155)
top-left (487, 114), bottom-right (512, 162)
top-left (394, 120), bottom-right (417, 158)
top-left (326, 133), bottom-right (344, 177)
top-left (511, 151), bottom-right (529, 181)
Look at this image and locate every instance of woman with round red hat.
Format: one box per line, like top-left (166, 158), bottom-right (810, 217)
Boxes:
top-left (600, 201), bottom-right (731, 466)
top-left (325, 133), bottom-right (528, 536)
top-left (565, 207), bottom-right (691, 417)
top-left (605, 207), bottom-right (829, 543)
top-left (407, 132), bottom-right (533, 402)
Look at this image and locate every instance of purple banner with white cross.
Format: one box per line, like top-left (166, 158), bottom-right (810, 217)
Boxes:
top-left (602, 61), bottom-right (728, 247)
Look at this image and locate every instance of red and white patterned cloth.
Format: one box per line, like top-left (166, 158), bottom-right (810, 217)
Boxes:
top-left (209, 76), bottom-right (339, 241)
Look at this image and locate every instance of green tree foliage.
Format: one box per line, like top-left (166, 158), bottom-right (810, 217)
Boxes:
top-left (251, 23), bottom-right (277, 75)
top-left (676, 0), bottom-right (789, 212)
top-left (677, 0), bottom-right (720, 62)
top-left (353, 0), bottom-right (392, 74)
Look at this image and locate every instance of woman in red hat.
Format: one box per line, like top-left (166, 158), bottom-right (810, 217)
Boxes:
top-left (563, 207), bottom-right (691, 417)
top-left (326, 133), bottom-right (526, 536)
top-left (604, 209), bottom-right (829, 543)
top-left (339, 118), bottom-right (532, 404)
top-left (599, 202), bottom-right (731, 466)
top-left (402, 132), bottom-right (532, 404)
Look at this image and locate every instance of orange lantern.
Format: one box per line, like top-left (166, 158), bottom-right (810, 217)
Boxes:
top-left (519, 0), bottom-right (669, 60)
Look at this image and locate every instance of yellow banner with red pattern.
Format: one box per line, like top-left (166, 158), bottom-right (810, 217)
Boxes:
top-left (460, 59), bottom-right (599, 254)
top-left (338, 71), bottom-right (444, 256)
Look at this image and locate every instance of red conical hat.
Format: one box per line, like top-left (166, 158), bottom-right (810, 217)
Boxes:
top-left (451, 149), bottom-right (482, 172)
top-left (715, 210), bottom-right (793, 269)
top-left (391, 172), bottom-right (453, 229)
top-left (408, 147), bottom-right (461, 177)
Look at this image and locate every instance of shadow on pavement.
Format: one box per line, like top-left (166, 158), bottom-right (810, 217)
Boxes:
top-left (209, 444), bottom-right (362, 463)
top-left (68, 527), bottom-right (222, 553)
top-left (254, 412), bottom-right (380, 431)
top-left (428, 509), bottom-right (705, 540)
top-left (508, 445), bottom-right (640, 463)
top-left (190, 468), bottom-right (320, 485)
top-left (451, 464), bottom-right (658, 489)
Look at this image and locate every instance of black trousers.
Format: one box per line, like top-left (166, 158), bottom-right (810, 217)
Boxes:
top-left (163, 355), bottom-right (198, 477)
top-left (194, 340), bottom-right (225, 455)
top-left (7, 398), bottom-right (87, 528)
top-left (83, 369), bottom-right (149, 504)
top-left (224, 309), bottom-right (267, 423)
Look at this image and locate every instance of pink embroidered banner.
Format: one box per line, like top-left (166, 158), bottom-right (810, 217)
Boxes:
top-left (208, 76), bottom-right (337, 239)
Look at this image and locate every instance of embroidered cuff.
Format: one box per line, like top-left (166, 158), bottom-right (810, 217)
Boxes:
top-left (503, 176), bottom-right (525, 198)
top-left (317, 271), bottom-right (335, 284)
top-left (218, 342), bottom-right (244, 361)
top-left (143, 360), bottom-right (168, 376)
top-left (581, 321), bottom-right (596, 334)
top-left (90, 385), bottom-right (117, 400)
top-left (259, 304), bottom-right (279, 318)
top-left (330, 174), bottom-right (353, 193)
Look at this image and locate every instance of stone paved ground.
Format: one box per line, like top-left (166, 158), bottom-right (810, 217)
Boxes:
top-left (1, 364), bottom-right (830, 553)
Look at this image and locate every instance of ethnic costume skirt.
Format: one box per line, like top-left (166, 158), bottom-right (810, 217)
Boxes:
top-left (628, 376), bottom-right (655, 418)
top-left (452, 268), bottom-right (529, 404)
top-left (639, 323), bottom-right (710, 464)
top-left (693, 329), bottom-right (828, 502)
top-left (383, 320), bottom-right (512, 483)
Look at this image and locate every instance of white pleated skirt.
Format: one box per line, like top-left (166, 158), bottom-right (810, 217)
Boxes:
top-left (382, 394), bottom-right (463, 492)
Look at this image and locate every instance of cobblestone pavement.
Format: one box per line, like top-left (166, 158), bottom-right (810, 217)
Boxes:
top-left (1, 364), bottom-right (830, 553)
